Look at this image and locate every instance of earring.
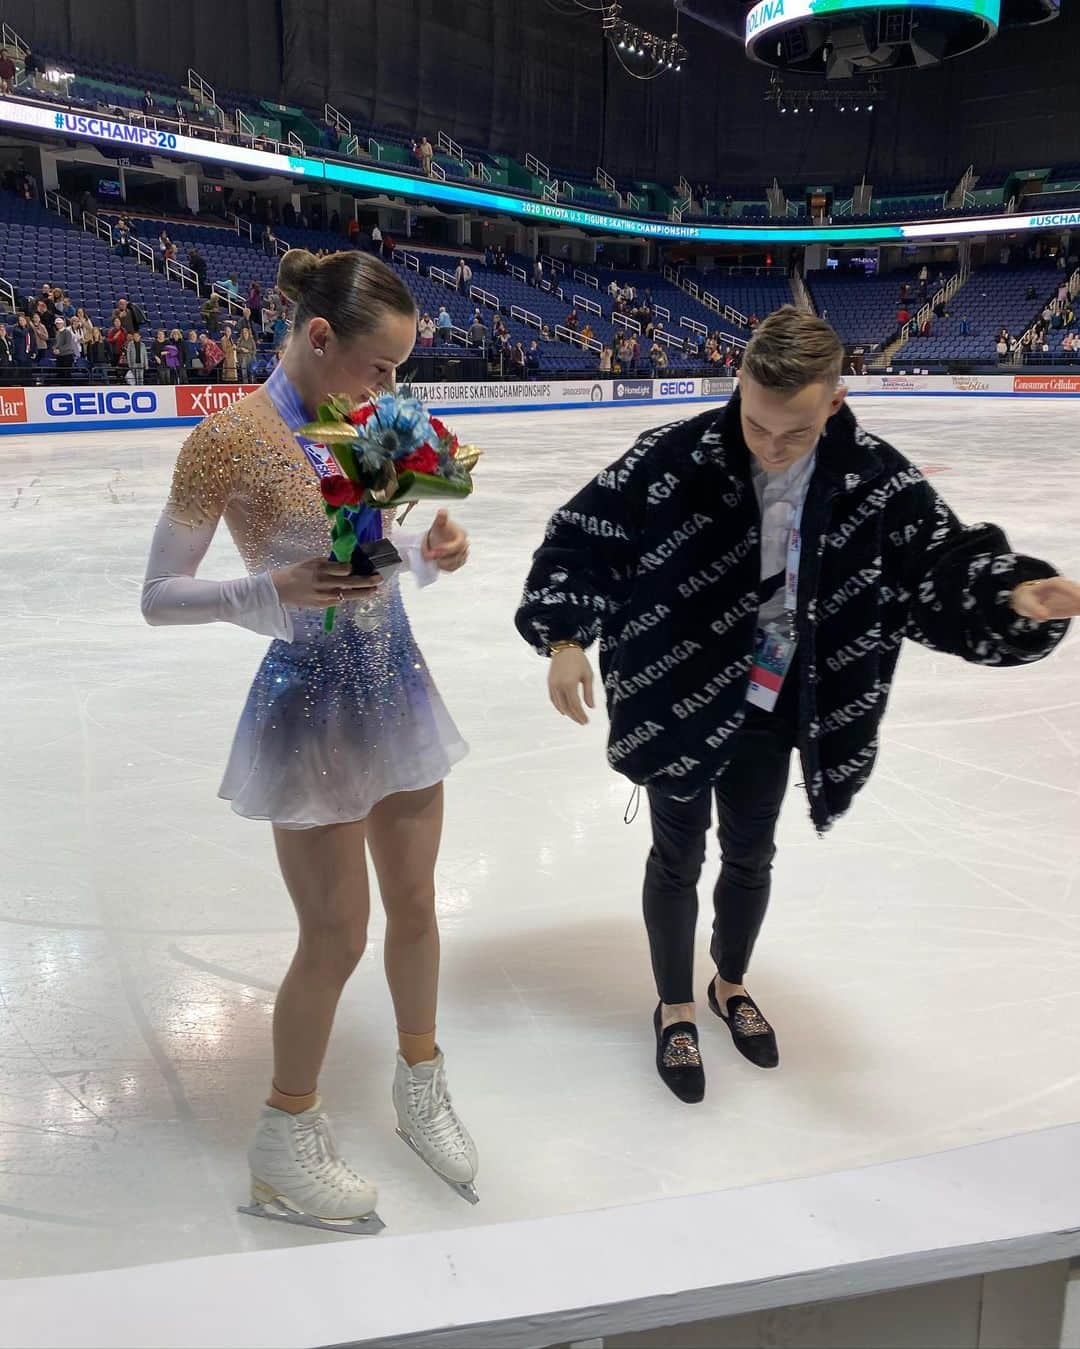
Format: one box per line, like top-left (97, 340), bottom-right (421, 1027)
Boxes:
top-left (313, 347), bottom-right (324, 357)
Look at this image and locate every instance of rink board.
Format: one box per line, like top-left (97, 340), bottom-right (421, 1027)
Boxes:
top-left (0, 373), bottom-right (1078, 436)
top-left (1, 1123), bottom-right (1079, 1348)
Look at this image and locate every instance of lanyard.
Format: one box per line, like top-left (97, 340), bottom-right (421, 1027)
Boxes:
top-left (265, 364), bottom-right (382, 543)
top-left (265, 364), bottom-right (338, 478)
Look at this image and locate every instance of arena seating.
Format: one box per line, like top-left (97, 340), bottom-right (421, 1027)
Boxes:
top-left (906, 264), bottom-right (1067, 361)
top-left (805, 268), bottom-right (931, 346)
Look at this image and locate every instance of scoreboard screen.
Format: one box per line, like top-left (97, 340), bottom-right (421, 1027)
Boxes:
top-left (746, 0), bottom-right (1001, 46)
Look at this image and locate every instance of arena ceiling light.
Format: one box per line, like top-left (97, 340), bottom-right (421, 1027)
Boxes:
top-left (601, 2), bottom-right (689, 77)
top-left (744, 0), bottom-right (1000, 76)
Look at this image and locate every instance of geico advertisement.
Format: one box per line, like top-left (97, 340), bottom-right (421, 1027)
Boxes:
top-left (21, 384), bottom-right (261, 423)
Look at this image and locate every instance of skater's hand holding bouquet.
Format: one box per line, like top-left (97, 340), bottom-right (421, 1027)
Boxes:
top-left (297, 388), bottom-right (481, 629)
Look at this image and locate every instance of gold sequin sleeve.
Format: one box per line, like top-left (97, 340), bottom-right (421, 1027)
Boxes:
top-left (165, 415), bottom-right (245, 527)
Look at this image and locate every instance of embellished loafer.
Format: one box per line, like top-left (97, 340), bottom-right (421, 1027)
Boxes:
top-left (708, 984), bottom-right (779, 1069)
top-left (653, 1003), bottom-right (705, 1103)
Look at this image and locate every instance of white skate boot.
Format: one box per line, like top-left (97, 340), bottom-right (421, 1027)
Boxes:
top-left (393, 1049), bottom-right (479, 1204)
top-left (240, 1101), bottom-right (384, 1234)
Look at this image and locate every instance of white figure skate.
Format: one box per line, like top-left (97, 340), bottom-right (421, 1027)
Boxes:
top-left (239, 1101), bottom-right (385, 1235)
top-left (393, 1049), bottom-right (479, 1204)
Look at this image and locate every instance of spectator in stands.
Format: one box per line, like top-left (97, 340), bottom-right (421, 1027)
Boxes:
top-left (382, 234), bottom-right (396, 263)
top-left (919, 316), bottom-right (932, 338)
top-left (495, 246), bottom-right (508, 274)
top-left (218, 274), bottom-right (241, 299)
top-left (237, 325), bottom-right (256, 383)
top-left (565, 308), bottom-right (579, 331)
top-left (53, 318), bottom-right (80, 375)
top-left (526, 340), bottom-right (541, 377)
top-left (509, 342), bottom-right (527, 380)
top-left (200, 294), bottom-right (222, 337)
top-left (121, 296), bottom-right (146, 332)
top-left (35, 300), bottom-right (56, 342)
top-left (114, 219), bottom-right (132, 258)
top-left (419, 137), bottom-right (434, 176)
top-left (125, 330), bottom-right (149, 384)
top-left (71, 307), bottom-right (92, 345)
top-left (454, 258), bottom-right (473, 293)
top-left (0, 50), bottom-right (16, 96)
top-left (221, 325), bottom-right (239, 382)
top-left (959, 315), bottom-right (970, 336)
top-left (417, 313), bottom-right (436, 347)
top-left (182, 329), bottom-right (201, 380)
top-left (599, 343), bottom-right (613, 374)
top-left (174, 96), bottom-right (186, 126)
top-left (370, 222), bottom-right (382, 255)
top-left (158, 228), bottom-right (172, 256)
top-left (541, 323), bottom-right (553, 342)
top-left (899, 281), bottom-right (910, 302)
top-left (708, 345), bottom-right (723, 366)
top-left (437, 305), bottom-right (453, 343)
top-left (580, 322), bottom-right (595, 343)
top-left (11, 314), bottom-right (33, 371)
top-left (896, 305), bottom-right (910, 327)
top-left (918, 263), bottom-right (929, 295)
top-left (107, 317), bottom-right (128, 366)
top-left (85, 327), bottom-right (108, 373)
top-left (996, 336), bottom-right (1008, 362)
top-left (187, 246), bottom-right (208, 290)
top-left (649, 341), bottom-right (668, 375)
top-left (1025, 283), bottom-right (1038, 301)
top-left (469, 315), bottom-right (487, 350)
top-left (149, 329), bottom-right (169, 378)
top-left (53, 289), bottom-right (73, 319)
top-left (199, 333), bottom-right (224, 381)
top-left (248, 282), bottom-right (263, 328)
top-left (748, 313), bottom-right (760, 329)
top-left (533, 258), bottom-right (544, 287)
top-left (0, 323), bottom-right (11, 375)
top-left (608, 279), bottom-right (619, 300)
top-left (115, 300), bottom-right (135, 337)
top-left (142, 90), bottom-right (155, 119)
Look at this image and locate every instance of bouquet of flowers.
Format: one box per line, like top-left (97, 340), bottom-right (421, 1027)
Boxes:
top-left (297, 387), bottom-right (481, 631)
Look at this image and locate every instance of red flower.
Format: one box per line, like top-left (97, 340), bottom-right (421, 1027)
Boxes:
top-left (429, 415), bottom-right (450, 441)
top-left (397, 445), bottom-right (440, 477)
top-left (320, 474), bottom-right (363, 507)
top-left (348, 404), bottom-right (376, 426)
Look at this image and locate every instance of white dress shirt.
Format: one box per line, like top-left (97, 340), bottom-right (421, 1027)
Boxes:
top-left (751, 448), bottom-right (817, 627)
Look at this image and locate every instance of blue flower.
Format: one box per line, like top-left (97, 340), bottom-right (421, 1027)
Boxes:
top-left (357, 393), bottom-right (437, 462)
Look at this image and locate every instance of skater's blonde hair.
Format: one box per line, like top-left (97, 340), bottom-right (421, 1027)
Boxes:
top-left (742, 305), bottom-right (845, 393)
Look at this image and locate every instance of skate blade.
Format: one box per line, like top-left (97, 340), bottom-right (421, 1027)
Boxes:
top-left (396, 1127), bottom-right (480, 1205)
top-left (238, 1198), bottom-right (385, 1235)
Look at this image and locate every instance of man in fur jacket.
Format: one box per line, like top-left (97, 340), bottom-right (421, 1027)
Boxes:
top-left (516, 306), bottom-right (1078, 1102)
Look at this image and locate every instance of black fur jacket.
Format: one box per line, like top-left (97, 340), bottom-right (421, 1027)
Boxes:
top-left (516, 391), bottom-right (1069, 832)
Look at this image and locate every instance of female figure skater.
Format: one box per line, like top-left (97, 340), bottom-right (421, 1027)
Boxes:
top-left (142, 249), bottom-right (477, 1227)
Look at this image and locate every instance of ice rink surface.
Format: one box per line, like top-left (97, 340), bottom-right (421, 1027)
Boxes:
top-left (0, 395), bottom-right (1077, 1278)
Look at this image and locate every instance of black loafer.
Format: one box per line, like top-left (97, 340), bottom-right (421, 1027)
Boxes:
top-left (708, 984), bottom-right (779, 1069)
top-left (653, 1003), bottom-right (705, 1103)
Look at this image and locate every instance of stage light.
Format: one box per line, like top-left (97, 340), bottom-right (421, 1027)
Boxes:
top-left (867, 102), bottom-right (874, 110)
top-left (854, 103), bottom-right (860, 110)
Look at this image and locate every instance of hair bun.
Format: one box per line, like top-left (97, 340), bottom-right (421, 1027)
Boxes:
top-left (277, 249), bottom-right (319, 302)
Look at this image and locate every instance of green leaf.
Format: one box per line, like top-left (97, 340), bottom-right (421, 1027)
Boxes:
top-left (366, 471), bottom-right (474, 509)
top-left (331, 529), bottom-right (356, 562)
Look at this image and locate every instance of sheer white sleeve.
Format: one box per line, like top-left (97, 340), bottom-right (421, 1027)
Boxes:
top-left (141, 512), bottom-right (294, 640)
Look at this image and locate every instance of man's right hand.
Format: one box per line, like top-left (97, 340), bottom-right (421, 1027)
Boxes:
top-left (548, 646), bottom-right (595, 725)
top-left (271, 558), bottom-right (381, 610)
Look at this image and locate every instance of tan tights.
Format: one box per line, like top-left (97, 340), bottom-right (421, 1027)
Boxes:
top-left (267, 783), bottom-right (444, 1114)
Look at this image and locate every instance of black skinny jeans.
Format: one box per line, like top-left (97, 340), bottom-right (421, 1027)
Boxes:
top-left (643, 700), bottom-right (796, 1003)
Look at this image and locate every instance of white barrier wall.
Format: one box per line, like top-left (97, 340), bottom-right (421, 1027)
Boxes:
top-left (0, 373), bottom-right (1078, 434)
